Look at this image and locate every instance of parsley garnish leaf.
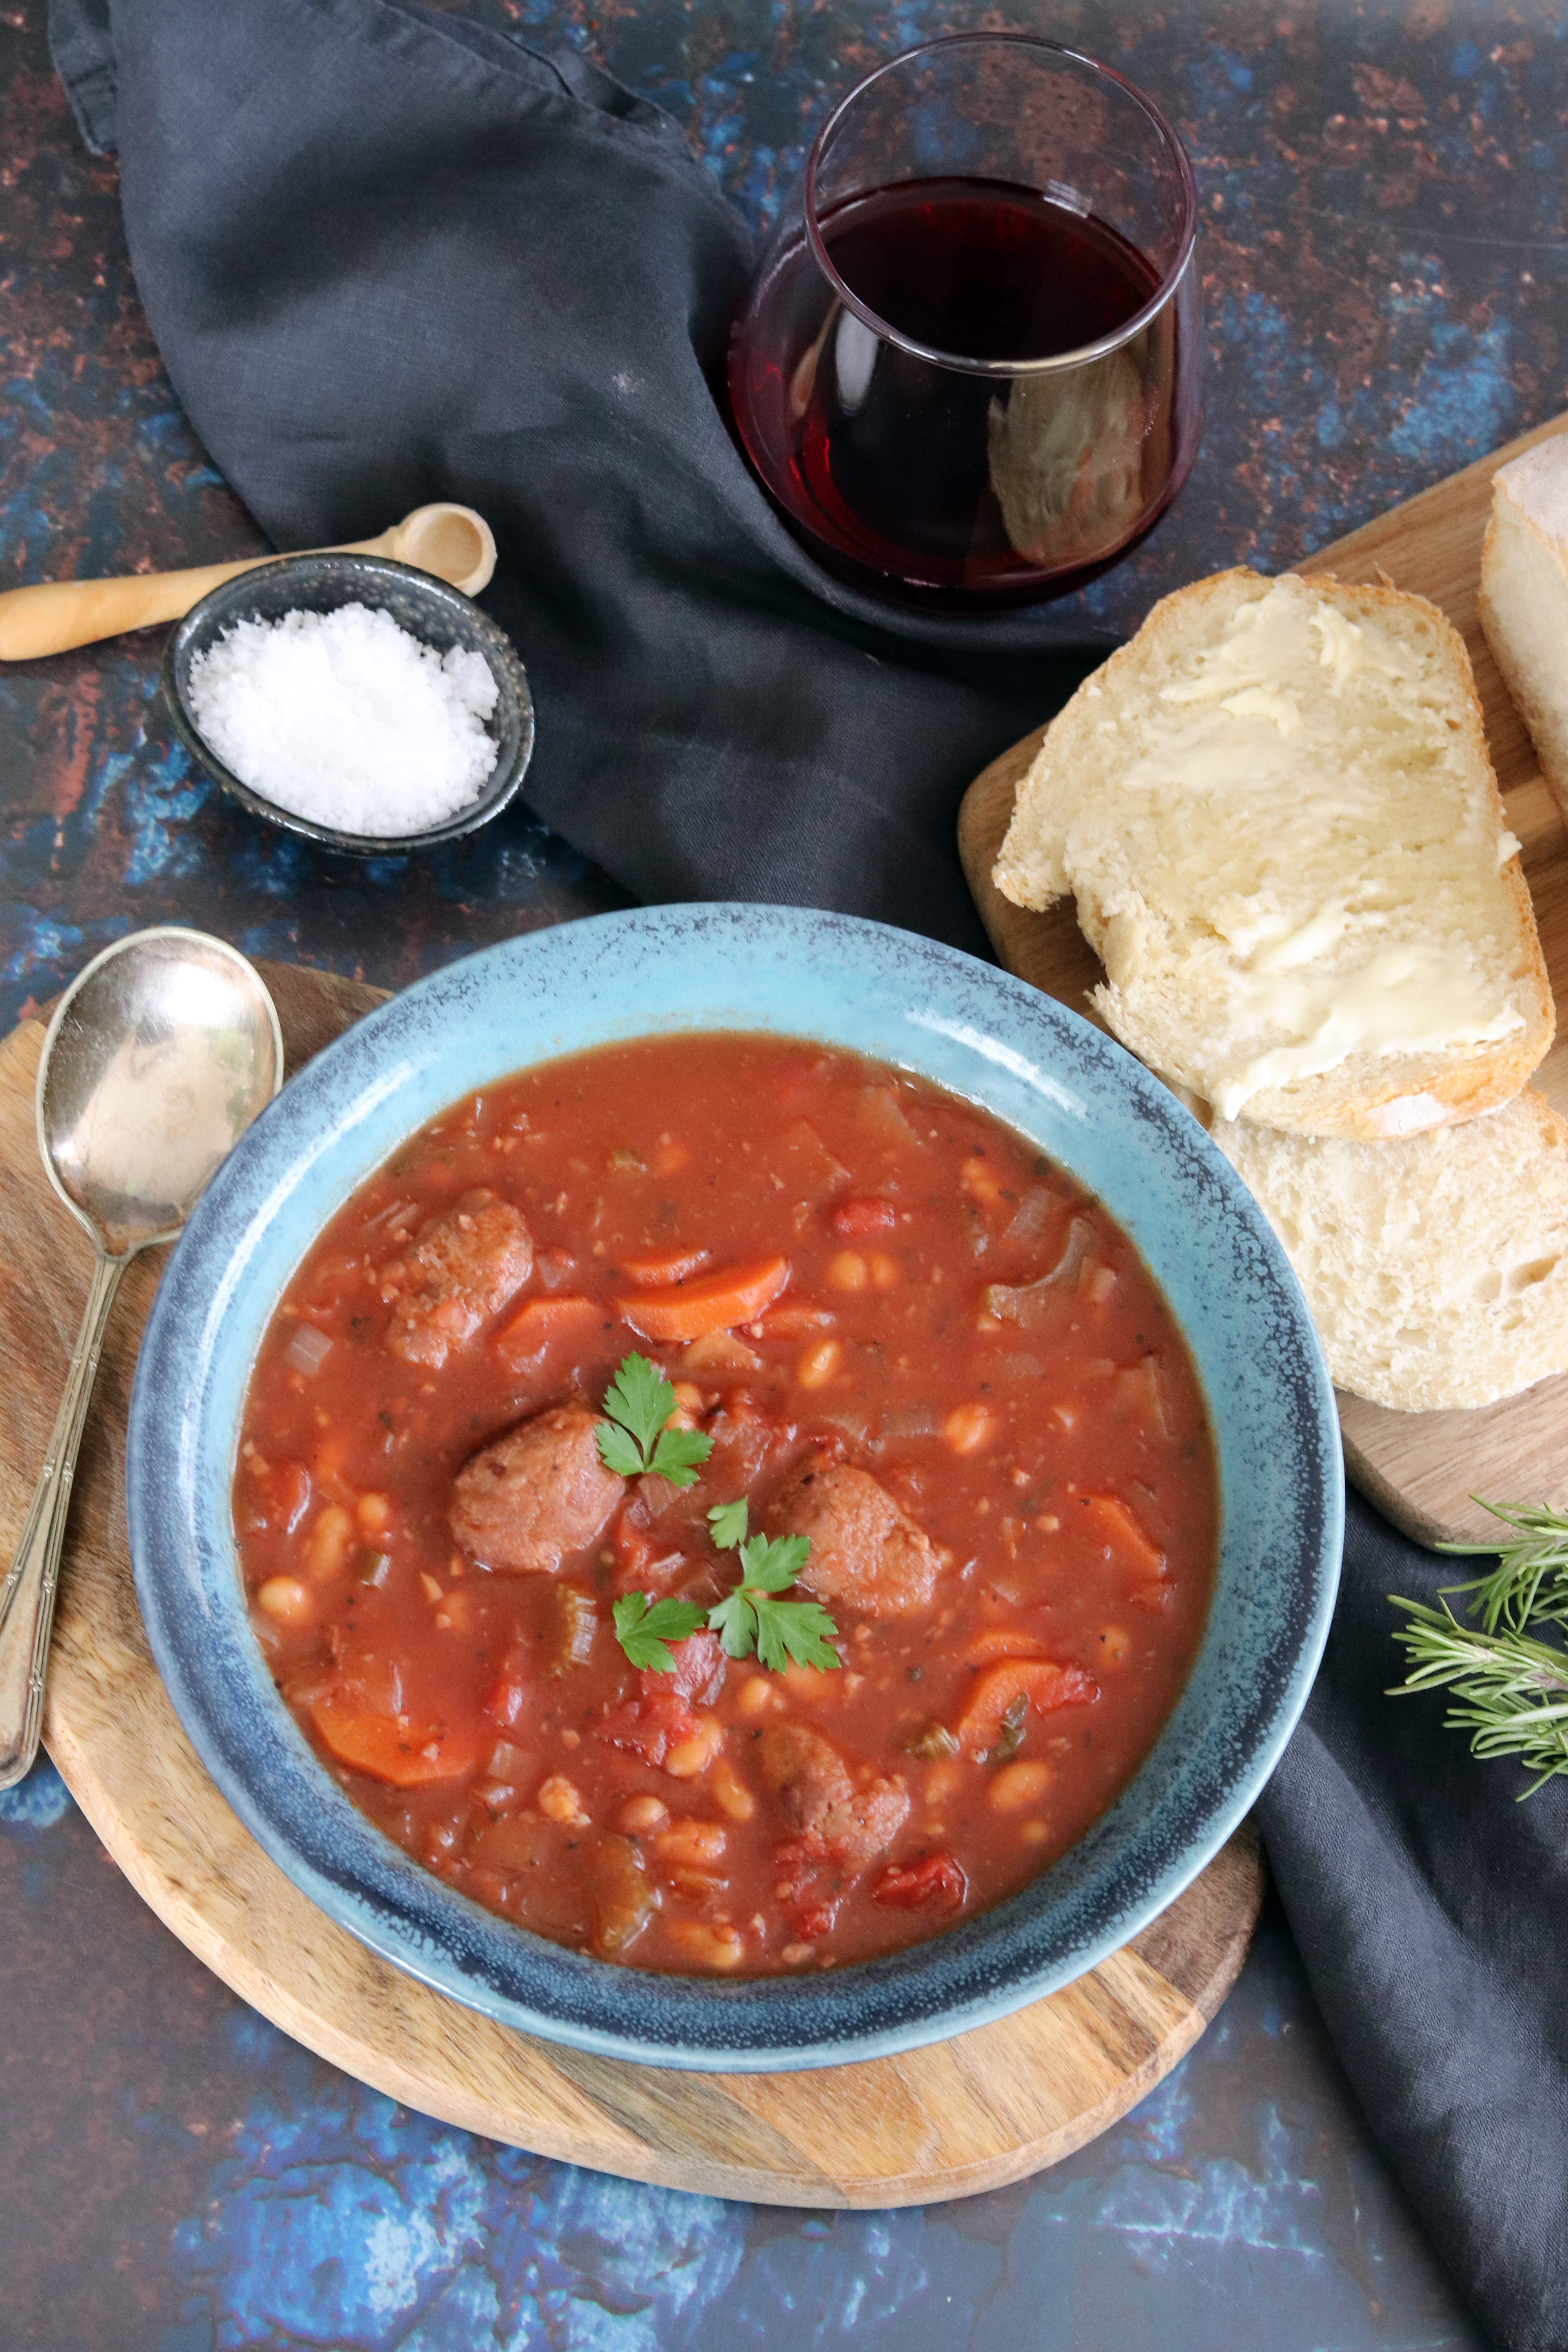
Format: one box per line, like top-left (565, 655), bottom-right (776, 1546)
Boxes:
top-left (708, 1498), bottom-right (749, 1551)
top-left (650, 1424), bottom-right (712, 1488)
top-left (707, 1584), bottom-right (757, 1661)
top-left (602, 1392), bottom-right (841, 1675)
top-left (737, 1530), bottom-right (811, 1592)
top-left (600, 1353), bottom-right (671, 1456)
top-left (596, 1352), bottom-right (713, 1489)
top-left (596, 1423), bottom-right (647, 1480)
top-left (753, 1591), bottom-right (842, 1674)
top-left (613, 1591), bottom-right (707, 1672)
top-left (702, 1528), bottom-right (840, 1673)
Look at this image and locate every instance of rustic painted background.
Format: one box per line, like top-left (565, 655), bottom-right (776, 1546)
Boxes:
top-left (5, 0), bottom-right (1564, 2342)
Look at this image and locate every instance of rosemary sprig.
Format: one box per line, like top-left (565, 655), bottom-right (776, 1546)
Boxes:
top-left (1428, 1499), bottom-right (1568, 1636)
top-left (1388, 1497), bottom-right (1568, 1797)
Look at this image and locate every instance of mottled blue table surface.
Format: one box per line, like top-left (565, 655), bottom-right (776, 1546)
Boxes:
top-left (5, 0), bottom-right (1563, 2342)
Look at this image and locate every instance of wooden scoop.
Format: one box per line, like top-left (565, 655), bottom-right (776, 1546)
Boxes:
top-left (0, 502), bottom-right (498, 662)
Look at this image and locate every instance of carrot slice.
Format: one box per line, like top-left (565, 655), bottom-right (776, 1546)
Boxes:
top-left (621, 1246), bottom-right (711, 1287)
top-left (1077, 1493), bottom-right (1166, 1581)
top-left (951, 1660), bottom-right (1098, 1756)
top-left (965, 1628), bottom-right (1051, 1665)
top-left (494, 1294), bottom-right (605, 1368)
top-left (752, 1302), bottom-right (835, 1339)
top-left (618, 1257), bottom-right (789, 1343)
top-left (310, 1695), bottom-right (480, 1786)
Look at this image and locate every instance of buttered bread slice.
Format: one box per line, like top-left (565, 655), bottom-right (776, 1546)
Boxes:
top-left (993, 569), bottom-right (1552, 1138)
top-left (1479, 432), bottom-right (1568, 829)
top-left (1212, 1091), bottom-right (1568, 1411)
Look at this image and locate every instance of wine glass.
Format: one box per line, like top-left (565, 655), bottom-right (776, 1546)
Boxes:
top-left (727, 35), bottom-right (1202, 611)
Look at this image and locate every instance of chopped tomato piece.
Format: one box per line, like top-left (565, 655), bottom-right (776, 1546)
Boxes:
top-left (652, 1629), bottom-right (726, 1708)
top-left (494, 1294), bottom-right (604, 1370)
top-left (621, 1246), bottom-right (711, 1286)
top-left (595, 1686), bottom-right (702, 1766)
top-left (482, 1645), bottom-right (531, 1730)
top-left (793, 1903), bottom-right (838, 1942)
top-left (872, 1853), bottom-right (967, 1912)
top-left (770, 1835), bottom-right (840, 1939)
top-left (611, 1511), bottom-right (686, 1593)
top-left (310, 1694), bottom-right (479, 1786)
top-left (618, 1258), bottom-right (790, 1343)
top-left (951, 1660), bottom-right (1098, 1756)
top-left (830, 1196), bottom-right (897, 1238)
top-left (1076, 1493), bottom-right (1166, 1581)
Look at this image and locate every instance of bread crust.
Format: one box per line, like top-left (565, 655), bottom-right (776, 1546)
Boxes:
top-left (1479, 467), bottom-right (1568, 829)
top-left (994, 566), bottom-right (1554, 1140)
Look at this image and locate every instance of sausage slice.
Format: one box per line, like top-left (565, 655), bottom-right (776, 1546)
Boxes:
top-left (760, 1722), bottom-right (909, 1866)
top-left (384, 1189), bottom-right (533, 1368)
top-left (451, 1404), bottom-right (624, 1574)
top-left (767, 1455), bottom-right (946, 1616)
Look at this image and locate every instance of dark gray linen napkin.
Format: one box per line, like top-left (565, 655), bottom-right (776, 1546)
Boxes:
top-left (49, 0), bottom-right (1110, 956)
top-left (49, 5), bottom-right (1568, 2347)
top-left (1258, 1489), bottom-right (1568, 2352)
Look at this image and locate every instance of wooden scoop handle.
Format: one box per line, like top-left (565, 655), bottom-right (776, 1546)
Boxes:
top-left (0, 535), bottom-right (392, 662)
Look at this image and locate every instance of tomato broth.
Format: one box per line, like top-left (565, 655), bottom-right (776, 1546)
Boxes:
top-left (236, 1034), bottom-right (1219, 1976)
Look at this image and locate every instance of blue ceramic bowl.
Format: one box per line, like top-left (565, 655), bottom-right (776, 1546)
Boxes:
top-left (127, 907), bottom-right (1341, 2073)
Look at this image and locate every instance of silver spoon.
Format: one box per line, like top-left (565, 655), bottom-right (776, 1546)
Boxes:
top-left (0, 928), bottom-right (283, 1788)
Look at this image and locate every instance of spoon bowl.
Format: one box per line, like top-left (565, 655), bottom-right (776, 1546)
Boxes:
top-left (0, 929), bottom-right (282, 1787)
top-left (41, 930), bottom-right (284, 1254)
top-left (374, 503), bottom-right (495, 597)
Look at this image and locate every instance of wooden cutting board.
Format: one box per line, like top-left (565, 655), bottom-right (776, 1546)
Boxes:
top-left (0, 962), bottom-right (1264, 2208)
top-left (959, 412), bottom-right (1568, 1550)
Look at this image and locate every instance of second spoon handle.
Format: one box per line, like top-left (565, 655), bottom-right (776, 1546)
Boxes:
top-left (0, 536), bottom-right (390, 664)
top-left (0, 1250), bottom-right (127, 1788)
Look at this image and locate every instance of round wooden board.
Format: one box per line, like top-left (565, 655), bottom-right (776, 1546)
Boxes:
top-left (0, 960), bottom-right (1264, 2208)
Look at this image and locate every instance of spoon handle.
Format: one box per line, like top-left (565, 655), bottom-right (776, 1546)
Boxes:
top-left (0, 536), bottom-right (392, 662)
top-left (0, 1252), bottom-right (127, 1789)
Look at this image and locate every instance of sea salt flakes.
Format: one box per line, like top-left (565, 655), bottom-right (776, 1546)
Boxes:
top-left (187, 603), bottom-right (501, 837)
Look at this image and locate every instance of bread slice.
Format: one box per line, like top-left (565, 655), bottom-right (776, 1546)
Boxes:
top-left (1212, 1090), bottom-right (1568, 1412)
top-left (993, 568), bottom-right (1553, 1138)
top-left (1479, 433), bottom-right (1568, 828)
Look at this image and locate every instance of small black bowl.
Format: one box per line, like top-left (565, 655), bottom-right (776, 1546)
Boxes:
top-left (162, 552), bottom-right (535, 857)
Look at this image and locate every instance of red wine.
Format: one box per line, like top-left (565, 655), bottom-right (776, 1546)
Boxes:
top-left (728, 177), bottom-right (1198, 608)
top-left (819, 175), bottom-right (1160, 364)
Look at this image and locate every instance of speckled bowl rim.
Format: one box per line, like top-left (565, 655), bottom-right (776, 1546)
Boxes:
top-left (127, 907), bottom-right (1342, 2073)
top-left (160, 553), bottom-right (535, 856)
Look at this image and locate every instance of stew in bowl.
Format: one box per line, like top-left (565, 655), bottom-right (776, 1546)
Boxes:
top-left (129, 908), bottom-right (1340, 2070)
top-left (237, 1032), bottom-right (1219, 1979)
